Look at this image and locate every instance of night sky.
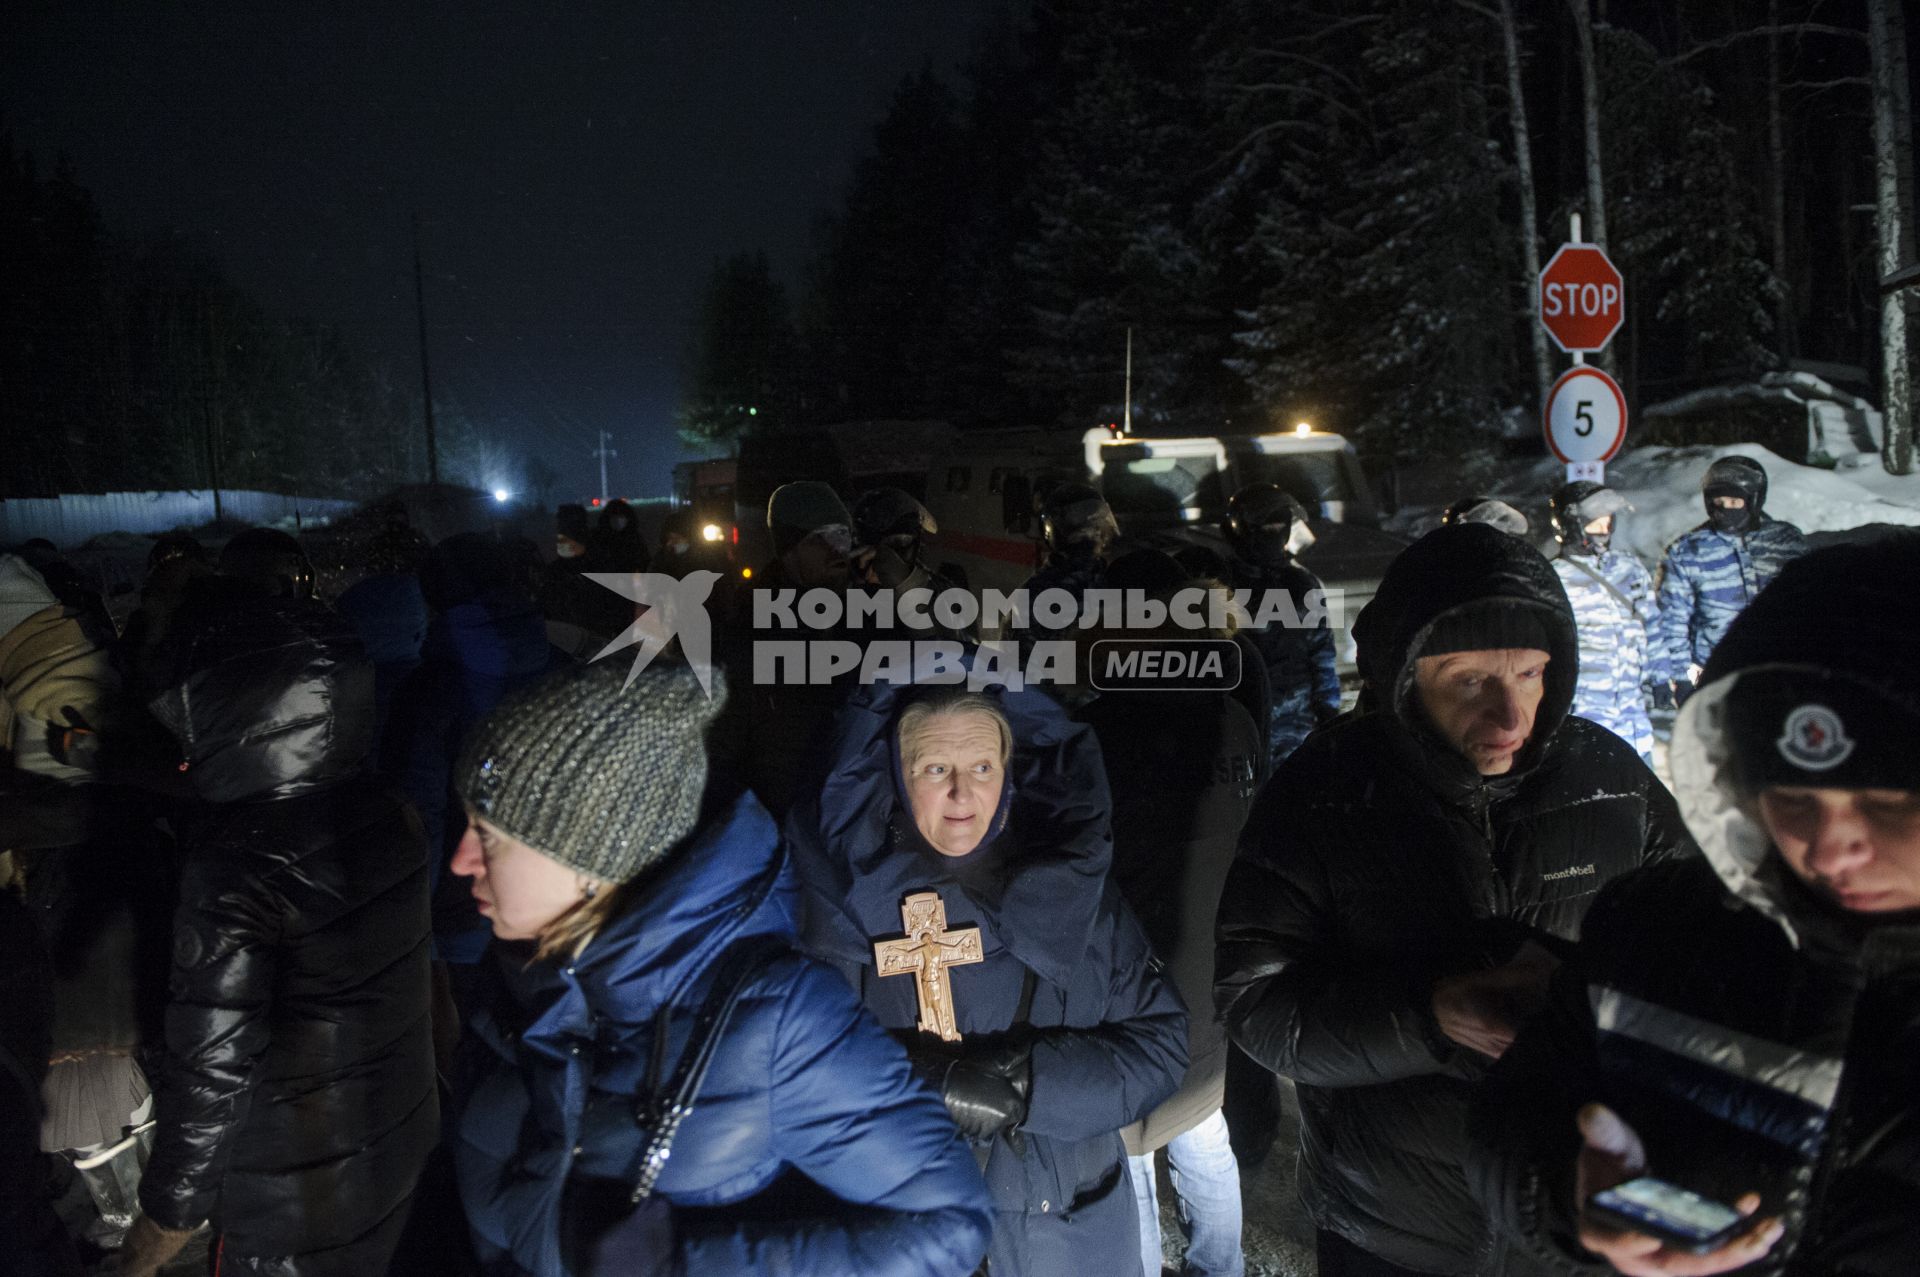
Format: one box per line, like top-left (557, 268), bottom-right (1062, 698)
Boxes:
top-left (6, 1), bottom-right (1004, 499)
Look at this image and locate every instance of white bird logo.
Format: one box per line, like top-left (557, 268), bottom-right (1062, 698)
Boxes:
top-left (584, 570), bottom-right (725, 695)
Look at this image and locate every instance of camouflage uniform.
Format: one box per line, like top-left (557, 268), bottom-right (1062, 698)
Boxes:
top-left (1552, 549), bottom-right (1663, 762)
top-left (1655, 518), bottom-right (1809, 684)
top-left (1231, 554), bottom-right (1340, 761)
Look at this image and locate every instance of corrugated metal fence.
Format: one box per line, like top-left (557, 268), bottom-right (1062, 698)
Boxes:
top-left (1, 490), bottom-right (359, 549)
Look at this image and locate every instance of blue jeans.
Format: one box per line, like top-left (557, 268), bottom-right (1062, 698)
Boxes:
top-left (1128, 1108), bottom-right (1245, 1277)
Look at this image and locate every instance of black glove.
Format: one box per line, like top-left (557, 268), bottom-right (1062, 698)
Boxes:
top-left (940, 1039), bottom-right (1032, 1142)
top-left (1648, 681), bottom-right (1675, 712)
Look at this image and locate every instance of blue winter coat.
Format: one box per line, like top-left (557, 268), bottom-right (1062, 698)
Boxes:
top-left (787, 677), bottom-right (1189, 1277)
top-left (381, 586), bottom-right (557, 963)
top-left (1552, 548), bottom-right (1662, 762)
top-left (451, 790), bottom-right (993, 1277)
top-left (1655, 518), bottom-right (1808, 680)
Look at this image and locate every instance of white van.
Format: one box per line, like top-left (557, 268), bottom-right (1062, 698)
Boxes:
top-left (924, 426), bottom-right (1406, 680)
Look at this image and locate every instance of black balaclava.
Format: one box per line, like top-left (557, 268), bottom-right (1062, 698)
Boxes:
top-left (1702, 456), bottom-right (1767, 536)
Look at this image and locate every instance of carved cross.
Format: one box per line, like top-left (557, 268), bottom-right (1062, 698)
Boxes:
top-left (873, 891), bottom-right (984, 1042)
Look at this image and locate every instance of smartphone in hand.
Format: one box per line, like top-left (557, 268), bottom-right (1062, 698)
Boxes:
top-left (1586, 1176), bottom-right (1749, 1254)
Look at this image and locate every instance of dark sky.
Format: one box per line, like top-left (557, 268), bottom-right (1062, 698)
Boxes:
top-left (6, 0), bottom-right (1004, 499)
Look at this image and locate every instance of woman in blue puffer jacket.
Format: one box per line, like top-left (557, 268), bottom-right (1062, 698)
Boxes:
top-left (787, 675), bottom-right (1189, 1277)
top-left (447, 659), bottom-right (992, 1277)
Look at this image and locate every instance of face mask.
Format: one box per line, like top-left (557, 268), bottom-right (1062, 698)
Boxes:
top-left (1706, 502), bottom-right (1755, 535)
top-left (556, 540), bottom-right (582, 559)
top-left (669, 541), bottom-right (690, 557)
top-left (1243, 528), bottom-right (1294, 568)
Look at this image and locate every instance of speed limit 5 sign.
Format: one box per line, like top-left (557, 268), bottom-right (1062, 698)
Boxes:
top-left (1543, 366), bottom-right (1627, 465)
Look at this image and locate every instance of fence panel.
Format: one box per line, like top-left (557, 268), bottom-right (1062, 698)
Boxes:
top-left (0, 490), bottom-right (358, 549)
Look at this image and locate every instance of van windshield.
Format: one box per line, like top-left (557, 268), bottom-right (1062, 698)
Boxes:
top-left (1234, 450), bottom-right (1355, 512)
top-left (1101, 443), bottom-right (1362, 525)
top-left (1101, 453), bottom-right (1227, 520)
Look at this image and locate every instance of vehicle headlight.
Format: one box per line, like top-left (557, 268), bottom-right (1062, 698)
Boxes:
top-left (701, 523), bottom-right (724, 542)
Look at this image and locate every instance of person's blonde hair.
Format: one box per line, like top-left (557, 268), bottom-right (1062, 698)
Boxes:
top-left (532, 878), bottom-right (637, 964)
top-left (896, 690), bottom-right (1013, 773)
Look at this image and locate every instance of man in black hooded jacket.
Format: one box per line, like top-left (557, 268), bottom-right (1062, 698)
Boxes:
top-left (1215, 523), bottom-right (1695, 1276)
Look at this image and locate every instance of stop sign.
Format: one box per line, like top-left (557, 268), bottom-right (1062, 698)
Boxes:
top-left (1538, 243), bottom-right (1624, 353)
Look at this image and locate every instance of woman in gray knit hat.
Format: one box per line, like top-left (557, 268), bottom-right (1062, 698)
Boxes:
top-left (446, 658), bottom-right (991, 1277)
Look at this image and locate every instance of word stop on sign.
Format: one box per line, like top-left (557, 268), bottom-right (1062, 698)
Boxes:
top-left (1542, 282), bottom-right (1621, 317)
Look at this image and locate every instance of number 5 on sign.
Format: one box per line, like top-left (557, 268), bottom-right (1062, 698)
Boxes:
top-left (1544, 366), bottom-right (1626, 466)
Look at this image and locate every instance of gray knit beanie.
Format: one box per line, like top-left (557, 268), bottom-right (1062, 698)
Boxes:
top-left (455, 659), bottom-right (729, 883)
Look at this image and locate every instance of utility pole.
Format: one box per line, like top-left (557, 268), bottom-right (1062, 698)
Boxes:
top-left (1122, 328), bottom-right (1133, 436)
top-left (594, 430), bottom-right (618, 503)
top-left (412, 213), bottom-right (441, 488)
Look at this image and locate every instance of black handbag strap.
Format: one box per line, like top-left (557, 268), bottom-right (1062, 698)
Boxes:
top-left (628, 940), bottom-right (781, 1203)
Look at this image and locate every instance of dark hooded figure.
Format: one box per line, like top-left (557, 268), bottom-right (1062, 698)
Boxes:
top-left (1215, 523), bottom-right (1695, 1277)
top-left (1469, 535), bottom-right (1920, 1277)
top-left (1223, 483), bottom-right (1340, 763)
top-left (586, 498), bottom-right (650, 574)
top-left (382, 533), bottom-right (558, 974)
top-left (118, 589), bottom-right (437, 1277)
top-left (787, 675), bottom-right (1188, 1277)
top-left (708, 481), bottom-right (856, 820)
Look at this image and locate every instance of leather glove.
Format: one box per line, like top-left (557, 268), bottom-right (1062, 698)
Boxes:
top-left (1648, 681), bottom-right (1675, 711)
top-left (106, 1215), bottom-right (195, 1276)
top-left (940, 1039), bottom-right (1033, 1142)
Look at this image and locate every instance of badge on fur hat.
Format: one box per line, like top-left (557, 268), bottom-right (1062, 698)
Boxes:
top-left (1777, 704), bottom-right (1855, 772)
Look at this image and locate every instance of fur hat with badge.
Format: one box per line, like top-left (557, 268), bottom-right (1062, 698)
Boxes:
top-left (456, 659), bottom-right (730, 884)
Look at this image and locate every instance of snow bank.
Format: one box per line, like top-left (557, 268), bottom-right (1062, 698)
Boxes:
top-left (1498, 444), bottom-right (1920, 562)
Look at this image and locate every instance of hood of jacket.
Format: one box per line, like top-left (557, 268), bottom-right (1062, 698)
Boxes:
top-left (335, 572), bottom-right (430, 668)
top-left (149, 586), bottom-right (376, 802)
top-left (569, 787), bottom-right (794, 1019)
top-left (1671, 534), bottom-right (1920, 958)
top-left (792, 669), bottom-right (1114, 989)
top-left (1350, 523), bottom-right (1578, 788)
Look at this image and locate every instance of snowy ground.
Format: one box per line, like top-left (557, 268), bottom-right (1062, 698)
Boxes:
top-left (1387, 443), bottom-right (1920, 559)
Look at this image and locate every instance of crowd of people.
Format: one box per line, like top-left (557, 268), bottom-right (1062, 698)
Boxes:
top-left (0, 459), bottom-right (1912, 1277)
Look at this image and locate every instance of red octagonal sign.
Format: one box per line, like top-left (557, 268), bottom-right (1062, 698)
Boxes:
top-left (1538, 243), bottom-right (1624, 353)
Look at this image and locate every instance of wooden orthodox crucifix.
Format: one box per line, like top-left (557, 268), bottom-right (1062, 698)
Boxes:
top-left (873, 892), bottom-right (984, 1042)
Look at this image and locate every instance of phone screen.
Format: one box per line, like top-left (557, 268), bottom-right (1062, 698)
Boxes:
top-left (1591, 1177), bottom-right (1745, 1242)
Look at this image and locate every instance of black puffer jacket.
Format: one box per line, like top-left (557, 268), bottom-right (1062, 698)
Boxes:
top-left (1469, 537), bottom-right (1920, 1275)
top-left (1215, 524), bottom-right (1694, 1274)
top-left (142, 591), bottom-right (437, 1273)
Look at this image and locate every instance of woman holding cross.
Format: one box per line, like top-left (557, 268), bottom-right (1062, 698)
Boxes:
top-left (788, 678), bottom-right (1189, 1277)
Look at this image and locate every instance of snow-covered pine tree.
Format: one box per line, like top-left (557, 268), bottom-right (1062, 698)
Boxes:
top-left (1228, 0), bottom-right (1518, 469)
top-left (1009, 0), bottom-right (1231, 431)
